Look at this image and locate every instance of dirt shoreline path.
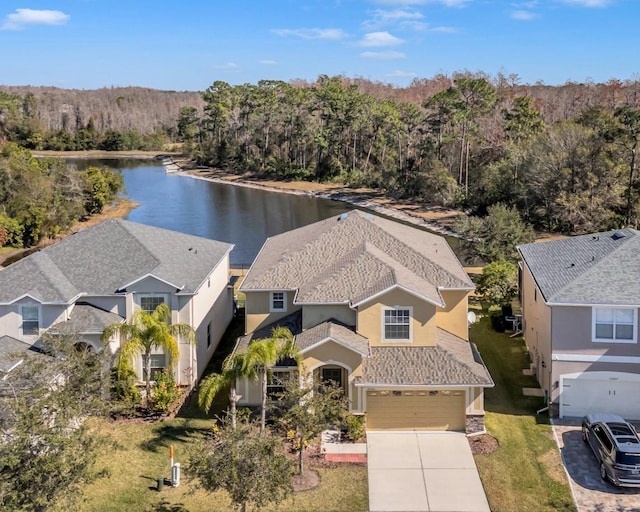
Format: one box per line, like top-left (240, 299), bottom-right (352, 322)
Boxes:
top-left (164, 156), bottom-right (464, 239)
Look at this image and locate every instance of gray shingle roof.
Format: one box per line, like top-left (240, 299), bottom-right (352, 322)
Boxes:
top-left (359, 328), bottom-right (493, 387)
top-left (0, 219), bottom-right (233, 304)
top-left (0, 335), bottom-right (46, 373)
top-left (50, 303), bottom-right (124, 334)
top-left (294, 320), bottom-right (370, 356)
top-left (518, 229), bottom-right (640, 304)
top-left (240, 210), bottom-right (472, 306)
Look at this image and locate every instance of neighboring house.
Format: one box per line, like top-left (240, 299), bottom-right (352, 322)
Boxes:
top-left (0, 219), bottom-right (234, 387)
top-left (518, 229), bottom-right (640, 419)
top-left (236, 210), bottom-right (493, 433)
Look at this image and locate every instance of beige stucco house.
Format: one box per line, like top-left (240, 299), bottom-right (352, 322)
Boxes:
top-left (236, 210), bottom-right (493, 433)
top-left (0, 219), bottom-right (234, 386)
top-left (519, 229), bottom-right (640, 419)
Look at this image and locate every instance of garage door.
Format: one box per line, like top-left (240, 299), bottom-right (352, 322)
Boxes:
top-left (560, 372), bottom-right (640, 419)
top-left (366, 389), bottom-right (465, 431)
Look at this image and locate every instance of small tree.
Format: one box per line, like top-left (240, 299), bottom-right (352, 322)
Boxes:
top-left (476, 260), bottom-right (519, 307)
top-left (0, 332), bottom-right (109, 512)
top-left (455, 203), bottom-right (535, 264)
top-left (273, 376), bottom-right (349, 475)
top-left (188, 420), bottom-right (294, 512)
top-left (102, 303), bottom-right (196, 409)
top-left (198, 352), bottom-right (256, 430)
top-left (242, 327), bottom-right (301, 434)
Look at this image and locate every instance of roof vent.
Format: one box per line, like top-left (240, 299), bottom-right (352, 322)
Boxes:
top-left (338, 213), bottom-right (348, 221)
top-left (366, 213), bottom-right (374, 221)
top-left (612, 231), bottom-right (626, 241)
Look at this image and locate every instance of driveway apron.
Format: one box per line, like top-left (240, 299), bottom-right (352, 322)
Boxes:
top-left (367, 431), bottom-right (490, 512)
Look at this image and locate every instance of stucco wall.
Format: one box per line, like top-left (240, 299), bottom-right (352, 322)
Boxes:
top-left (357, 288), bottom-right (436, 347)
top-left (244, 290), bottom-right (300, 333)
top-left (436, 290), bottom-right (470, 340)
top-left (303, 339), bottom-right (363, 378)
top-left (302, 304), bottom-right (356, 330)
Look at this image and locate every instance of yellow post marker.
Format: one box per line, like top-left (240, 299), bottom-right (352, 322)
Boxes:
top-left (170, 445), bottom-right (174, 472)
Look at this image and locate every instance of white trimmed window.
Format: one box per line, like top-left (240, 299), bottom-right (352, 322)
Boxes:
top-left (593, 307), bottom-right (637, 343)
top-left (20, 305), bottom-right (40, 336)
top-left (383, 307), bottom-right (412, 341)
top-left (140, 295), bottom-right (165, 313)
top-left (270, 291), bottom-right (286, 312)
top-left (149, 354), bottom-right (167, 381)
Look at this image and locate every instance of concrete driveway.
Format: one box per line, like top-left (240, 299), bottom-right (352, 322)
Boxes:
top-left (367, 431), bottom-right (490, 512)
top-left (552, 419), bottom-right (640, 512)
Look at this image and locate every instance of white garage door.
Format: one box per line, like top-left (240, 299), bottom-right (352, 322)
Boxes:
top-left (560, 372), bottom-right (640, 419)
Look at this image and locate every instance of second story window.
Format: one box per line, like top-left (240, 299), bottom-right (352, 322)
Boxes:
top-left (20, 305), bottom-right (40, 336)
top-left (140, 296), bottom-right (165, 314)
top-left (383, 307), bottom-right (412, 341)
top-left (270, 291), bottom-right (286, 312)
top-left (593, 307), bottom-right (637, 343)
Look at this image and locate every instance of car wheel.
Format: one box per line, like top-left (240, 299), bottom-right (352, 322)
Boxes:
top-left (600, 463), bottom-right (608, 482)
top-left (582, 429), bottom-right (587, 443)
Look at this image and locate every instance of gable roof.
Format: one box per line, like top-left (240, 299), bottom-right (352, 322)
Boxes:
top-left (359, 328), bottom-right (493, 387)
top-left (0, 335), bottom-right (47, 374)
top-left (240, 210), bottom-right (473, 306)
top-left (0, 219), bottom-right (233, 304)
top-left (294, 319), bottom-right (370, 356)
top-left (518, 229), bottom-right (640, 304)
top-left (50, 303), bottom-right (124, 334)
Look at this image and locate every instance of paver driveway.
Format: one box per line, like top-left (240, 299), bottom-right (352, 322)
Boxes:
top-left (552, 418), bottom-right (640, 512)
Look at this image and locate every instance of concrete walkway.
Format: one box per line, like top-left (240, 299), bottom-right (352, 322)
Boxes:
top-left (367, 431), bottom-right (490, 512)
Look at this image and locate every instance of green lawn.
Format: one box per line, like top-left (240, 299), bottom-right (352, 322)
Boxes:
top-left (471, 315), bottom-right (576, 512)
top-left (73, 315), bottom-right (368, 512)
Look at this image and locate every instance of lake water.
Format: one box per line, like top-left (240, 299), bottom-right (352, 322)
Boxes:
top-left (70, 159), bottom-right (349, 268)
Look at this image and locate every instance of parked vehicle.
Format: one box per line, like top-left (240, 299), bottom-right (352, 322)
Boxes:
top-left (582, 412), bottom-right (640, 487)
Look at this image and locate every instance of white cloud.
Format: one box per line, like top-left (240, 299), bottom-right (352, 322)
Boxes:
top-left (386, 70), bottom-right (418, 78)
top-left (511, 9), bottom-right (539, 19)
top-left (428, 25), bottom-right (457, 33)
top-left (357, 31), bottom-right (405, 47)
top-left (259, 59), bottom-right (277, 65)
top-left (559, 0), bottom-right (611, 6)
top-left (271, 28), bottom-right (348, 40)
top-left (363, 8), bottom-right (424, 29)
top-left (361, 50), bottom-right (406, 59)
top-left (1, 8), bottom-right (69, 30)
top-left (214, 62), bottom-right (239, 71)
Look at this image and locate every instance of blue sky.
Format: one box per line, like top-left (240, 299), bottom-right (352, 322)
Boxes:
top-left (1, 0), bottom-right (638, 91)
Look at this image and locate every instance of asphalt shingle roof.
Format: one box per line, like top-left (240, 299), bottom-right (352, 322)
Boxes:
top-left (0, 335), bottom-right (46, 373)
top-left (518, 229), bottom-right (640, 304)
top-left (0, 219), bottom-right (233, 304)
top-left (50, 303), bottom-right (124, 334)
top-left (360, 328), bottom-right (494, 387)
top-left (294, 319), bottom-right (370, 355)
top-left (240, 210), bottom-right (473, 306)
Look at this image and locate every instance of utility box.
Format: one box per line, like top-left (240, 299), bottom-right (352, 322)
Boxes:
top-left (171, 463), bottom-right (181, 487)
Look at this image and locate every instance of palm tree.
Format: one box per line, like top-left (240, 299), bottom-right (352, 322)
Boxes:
top-left (242, 326), bottom-right (300, 434)
top-left (102, 303), bottom-right (196, 408)
top-left (198, 352), bottom-right (257, 430)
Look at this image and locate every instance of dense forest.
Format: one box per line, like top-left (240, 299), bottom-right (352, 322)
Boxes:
top-left (1, 73), bottom-right (640, 239)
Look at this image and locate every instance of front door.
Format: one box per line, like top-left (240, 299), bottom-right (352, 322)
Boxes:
top-left (322, 367), bottom-right (343, 388)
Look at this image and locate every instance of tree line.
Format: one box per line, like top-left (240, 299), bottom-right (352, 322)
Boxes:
top-left (0, 144), bottom-right (123, 248)
top-left (182, 74), bottom-right (640, 234)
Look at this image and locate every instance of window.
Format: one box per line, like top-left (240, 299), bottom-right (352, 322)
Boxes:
top-left (207, 322), bottom-right (212, 348)
top-left (149, 354), bottom-right (166, 381)
top-left (383, 307), bottom-right (412, 341)
top-left (20, 305), bottom-right (40, 336)
top-left (140, 296), bottom-right (165, 313)
top-left (267, 370), bottom-right (292, 396)
top-left (593, 307), bottom-right (637, 343)
top-left (270, 291), bottom-right (286, 312)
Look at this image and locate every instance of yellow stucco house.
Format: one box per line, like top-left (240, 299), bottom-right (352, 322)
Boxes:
top-left (236, 210), bottom-right (493, 433)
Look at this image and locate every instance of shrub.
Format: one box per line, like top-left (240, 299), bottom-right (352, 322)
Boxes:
top-left (344, 414), bottom-right (365, 442)
top-left (110, 366), bottom-right (140, 411)
top-left (152, 369), bottom-right (180, 414)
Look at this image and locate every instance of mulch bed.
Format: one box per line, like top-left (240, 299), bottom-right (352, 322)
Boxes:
top-left (468, 433), bottom-right (499, 455)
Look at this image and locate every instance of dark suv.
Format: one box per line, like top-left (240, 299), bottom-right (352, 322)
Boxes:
top-left (582, 412), bottom-right (640, 487)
